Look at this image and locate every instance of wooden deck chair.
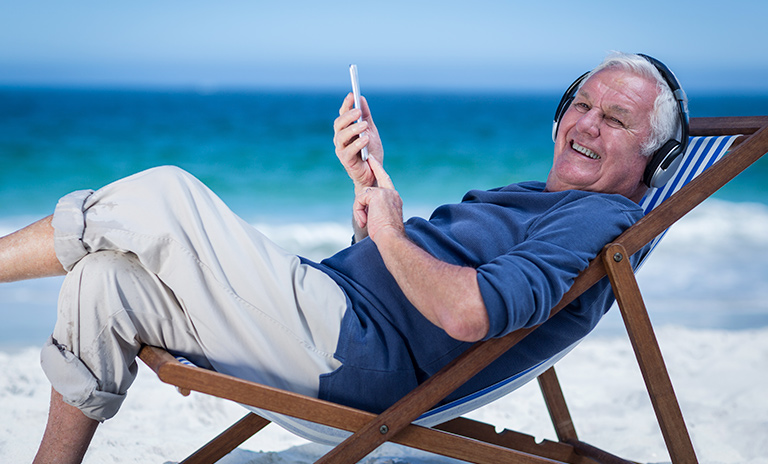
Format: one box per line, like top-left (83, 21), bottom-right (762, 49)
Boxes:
top-left (140, 115), bottom-right (768, 464)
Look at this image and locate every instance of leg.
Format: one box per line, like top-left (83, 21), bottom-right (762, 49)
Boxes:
top-left (41, 250), bottom-right (212, 422)
top-left (0, 215), bottom-right (65, 283)
top-left (33, 388), bottom-right (99, 464)
top-left (51, 166), bottom-right (347, 396)
top-left (38, 166), bottom-right (346, 447)
top-left (35, 249), bottom-right (211, 460)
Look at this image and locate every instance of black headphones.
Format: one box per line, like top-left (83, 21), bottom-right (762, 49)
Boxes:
top-left (551, 54), bottom-right (690, 188)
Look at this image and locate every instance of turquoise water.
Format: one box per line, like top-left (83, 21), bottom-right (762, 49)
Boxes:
top-left (0, 87), bottom-right (767, 347)
top-left (1, 88), bottom-right (766, 224)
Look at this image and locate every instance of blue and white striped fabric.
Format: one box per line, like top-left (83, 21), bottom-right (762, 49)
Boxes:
top-left (637, 135), bottom-right (738, 267)
top-left (182, 135), bottom-right (742, 445)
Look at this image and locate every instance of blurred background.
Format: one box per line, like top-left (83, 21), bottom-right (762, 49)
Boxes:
top-left (1, 0), bottom-right (767, 346)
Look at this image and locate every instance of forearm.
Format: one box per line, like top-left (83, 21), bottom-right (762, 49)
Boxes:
top-left (349, 156), bottom-right (488, 341)
top-left (373, 226), bottom-right (489, 342)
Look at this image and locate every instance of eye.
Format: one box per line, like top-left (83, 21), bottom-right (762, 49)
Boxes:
top-left (605, 115), bottom-right (625, 129)
top-left (573, 101), bottom-right (590, 112)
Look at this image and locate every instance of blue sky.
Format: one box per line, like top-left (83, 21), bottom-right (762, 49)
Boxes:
top-left (1, 0), bottom-right (767, 92)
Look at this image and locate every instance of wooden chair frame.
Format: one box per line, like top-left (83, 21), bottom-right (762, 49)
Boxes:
top-left (140, 115), bottom-right (768, 464)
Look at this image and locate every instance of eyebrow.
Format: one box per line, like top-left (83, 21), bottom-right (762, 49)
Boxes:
top-left (578, 89), bottom-right (632, 116)
top-left (608, 104), bottom-right (631, 116)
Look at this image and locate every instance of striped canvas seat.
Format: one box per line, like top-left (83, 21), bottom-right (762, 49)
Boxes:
top-left (637, 135), bottom-right (739, 260)
top-left (184, 135), bottom-right (741, 446)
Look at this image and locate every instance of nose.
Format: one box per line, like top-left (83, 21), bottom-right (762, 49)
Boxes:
top-left (574, 108), bottom-right (601, 138)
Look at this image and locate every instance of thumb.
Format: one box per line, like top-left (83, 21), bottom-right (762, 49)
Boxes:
top-left (353, 192), bottom-right (369, 229)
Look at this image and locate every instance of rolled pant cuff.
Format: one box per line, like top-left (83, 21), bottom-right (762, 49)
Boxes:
top-left (51, 189), bottom-right (95, 272)
top-left (40, 336), bottom-right (125, 422)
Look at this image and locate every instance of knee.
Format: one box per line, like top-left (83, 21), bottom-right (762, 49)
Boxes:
top-left (144, 165), bottom-right (194, 181)
top-left (133, 165), bottom-right (212, 209)
top-left (141, 165), bottom-right (199, 194)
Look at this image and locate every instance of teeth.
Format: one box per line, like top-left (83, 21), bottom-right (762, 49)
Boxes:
top-left (573, 142), bottom-right (600, 159)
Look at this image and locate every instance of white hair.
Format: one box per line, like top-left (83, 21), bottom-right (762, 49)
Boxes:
top-left (585, 52), bottom-right (681, 157)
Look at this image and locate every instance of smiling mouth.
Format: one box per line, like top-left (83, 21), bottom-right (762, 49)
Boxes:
top-left (572, 141), bottom-right (600, 160)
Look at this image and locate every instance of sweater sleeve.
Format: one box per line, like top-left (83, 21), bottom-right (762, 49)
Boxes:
top-left (477, 193), bottom-right (640, 338)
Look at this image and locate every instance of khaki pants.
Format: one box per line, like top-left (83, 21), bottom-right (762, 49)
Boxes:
top-left (41, 166), bottom-right (347, 421)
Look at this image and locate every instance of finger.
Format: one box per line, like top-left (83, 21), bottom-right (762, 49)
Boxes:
top-left (333, 107), bottom-right (363, 136)
top-left (338, 92), bottom-right (354, 116)
top-left (359, 96), bottom-right (377, 130)
top-left (333, 116), bottom-right (368, 152)
top-left (359, 95), bottom-right (369, 118)
top-left (334, 127), bottom-right (369, 162)
top-left (333, 96), bottom-right (361, 138)
top-left (367, 156), bottom-right (394, 190)
top-left (342, 137), bottom-right (369, 166)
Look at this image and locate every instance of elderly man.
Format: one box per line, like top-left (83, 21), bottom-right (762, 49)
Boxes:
top-left (0, 51), bottom-right (682, 463)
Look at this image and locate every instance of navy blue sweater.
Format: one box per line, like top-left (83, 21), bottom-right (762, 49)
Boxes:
top-left (304, 181), bottom-right (643, 413)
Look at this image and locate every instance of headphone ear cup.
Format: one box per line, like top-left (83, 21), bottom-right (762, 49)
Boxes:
top-left (551, 96), bottom-right (574, 142)
top-left (644, 140), bottom-right (682, 188)
top-left (552, 72), bottom-right (589, 142)
top-left (637, 53), bottom-right (690, 189)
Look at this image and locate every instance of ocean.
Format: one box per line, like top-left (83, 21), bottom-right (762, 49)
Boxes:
top-left (1, 87), bottom-right (767, 348)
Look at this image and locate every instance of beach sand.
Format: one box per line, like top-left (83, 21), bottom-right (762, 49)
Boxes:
top-left (2, 325), bottom-right (766, 464)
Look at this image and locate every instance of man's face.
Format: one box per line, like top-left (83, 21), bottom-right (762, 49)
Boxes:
top-left (546, 68), bottom-right (658, 202)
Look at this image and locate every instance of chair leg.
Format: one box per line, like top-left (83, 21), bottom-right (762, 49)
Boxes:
top-left (180, 412), bottom-right (271, 464)
top-left (436, 416), bottom-right (601, 464)
top-left (538, 369), bottom-right (643, 464)
top-left (538, 367), bottom-right (578, 442)
top-left (603, 243), bottom-right (698, 464)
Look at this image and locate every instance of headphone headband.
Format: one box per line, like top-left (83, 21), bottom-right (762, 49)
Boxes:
top-left (552, 54), bottom-right (690, 188)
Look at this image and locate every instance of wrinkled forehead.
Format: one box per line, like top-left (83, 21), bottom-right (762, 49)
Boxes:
top-left (578, 69), bottom-right (658, 118)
